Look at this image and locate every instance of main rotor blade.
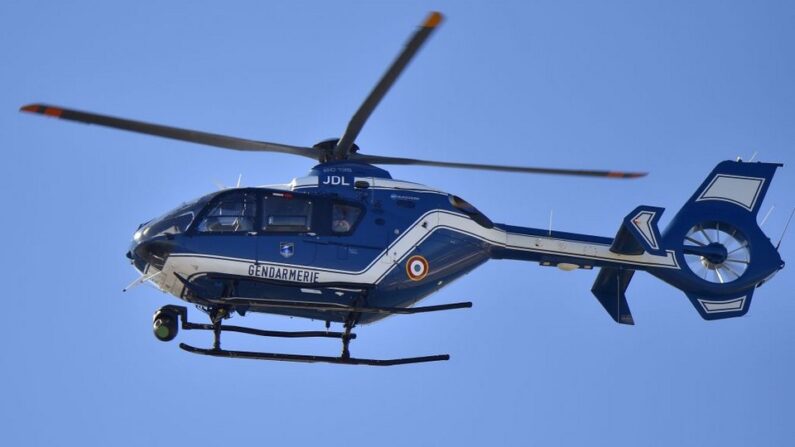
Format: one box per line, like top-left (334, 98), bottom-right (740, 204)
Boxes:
top-left (350, 153), bottom-right (647, 178)
top-left (334, 11), bottom-right (443, 160)
top-left (19, 104), bottom-right (319, 159)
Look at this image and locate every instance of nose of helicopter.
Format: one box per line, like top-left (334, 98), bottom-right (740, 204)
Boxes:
top-left (126, 231), bottom-right (177, 274)
top-left (126, 240), bottom-right (150, 273)
top-left (125, 198), bottom-right (203, 272)
top-left (126, 239), bottom-right (155, 274)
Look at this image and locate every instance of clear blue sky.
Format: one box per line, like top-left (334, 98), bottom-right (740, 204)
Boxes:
top-left (2, 1), bottom-right (794, 445)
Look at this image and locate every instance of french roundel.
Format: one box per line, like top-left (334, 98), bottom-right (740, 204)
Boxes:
top-left (406, 255), bottom-right (429, 281)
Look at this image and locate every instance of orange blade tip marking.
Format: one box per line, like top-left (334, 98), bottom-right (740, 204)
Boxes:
top-left (423, 11), bottom-right (443, 28)
top-left (20, 104), bottom-right (40, 113)
top-left (43, 107), bottom-right (63, 117)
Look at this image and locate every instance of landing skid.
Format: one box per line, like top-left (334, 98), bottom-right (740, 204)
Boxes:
top-left (154, 302), bottom-right (469, 366)
top-left (179, 344), bottom-right (449, 366)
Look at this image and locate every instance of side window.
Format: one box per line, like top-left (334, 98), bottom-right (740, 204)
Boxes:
top-left (197, 192), bottom-right (257, 233)
top-left (262, 194), bottom-right (313, 232)
top-left (332, 202), bottom-right (362, 234)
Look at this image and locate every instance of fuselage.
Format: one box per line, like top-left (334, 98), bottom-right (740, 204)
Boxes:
top-left (127, 162), bottom-right (680, 324)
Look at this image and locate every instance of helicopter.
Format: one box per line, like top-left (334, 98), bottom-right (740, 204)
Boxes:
top-left (20, 12), bottom-right (785, 366)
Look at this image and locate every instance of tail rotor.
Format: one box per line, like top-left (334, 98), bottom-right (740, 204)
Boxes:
top-left (682, 222), bottom-right (750, 284)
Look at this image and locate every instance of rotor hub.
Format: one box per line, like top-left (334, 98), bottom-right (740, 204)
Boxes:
top-left (313, 139), bottom-right (359, 162)
top-left (698, 242), bottom-right (729, 267)
top-left (683, 222), bottom-right (750, 284)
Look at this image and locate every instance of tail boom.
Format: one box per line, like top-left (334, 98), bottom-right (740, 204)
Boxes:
top-left (489, 160), bottom-right (784, 323)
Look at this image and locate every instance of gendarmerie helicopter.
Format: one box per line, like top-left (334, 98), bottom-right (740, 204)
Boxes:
top-left (21, 12), bottom-right (786, 366)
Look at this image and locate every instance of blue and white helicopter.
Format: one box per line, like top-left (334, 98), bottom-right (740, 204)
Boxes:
top-left (21, 12), bottom-right (786, 366)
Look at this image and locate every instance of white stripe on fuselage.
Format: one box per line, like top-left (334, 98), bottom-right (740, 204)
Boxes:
top-left (159, 210), bottom-right (678, 291)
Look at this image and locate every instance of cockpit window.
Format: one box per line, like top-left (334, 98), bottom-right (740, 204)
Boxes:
top-left (138, 196), bottom-right (210, 240)
top-left (144, 212), bottom-right (195, 238)
top-left (262, 193), bottom-right (313, 232)
top-left (197, 192), bottom-right (257, 233)
top-left (331, 202), bottom-right (362, 234)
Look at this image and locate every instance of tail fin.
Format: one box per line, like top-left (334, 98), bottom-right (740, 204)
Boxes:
top-left (590, 205), bottom-right (666, 324)
top-left (592, 160), bottom-right (784, 323)
top-left (591, 267), bottom-right (636, 325)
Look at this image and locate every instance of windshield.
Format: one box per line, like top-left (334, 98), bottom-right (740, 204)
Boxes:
top-left (136, 193), bottom-right (215, 240)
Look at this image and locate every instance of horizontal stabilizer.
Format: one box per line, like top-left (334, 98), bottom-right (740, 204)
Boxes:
top-left (610, 206), bottom-right (666, 256)
top-left (685, 289), bottom-right (755, 320)
top-left (591, 267), bottom-right (635, 325)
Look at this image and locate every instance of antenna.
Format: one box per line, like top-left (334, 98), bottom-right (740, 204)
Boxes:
top-left (748, 151), bottom-right (758, 162)
top-left (123, 270), bottom-right (161, 292)
top-left (236, 174), bottom-right (242, 188)
top-left (776, 208), bottom-right (795, 250)
top-left (760, 205), bottom-right (775, 227)
top-left (548, 209), bottom-right (553, 237)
